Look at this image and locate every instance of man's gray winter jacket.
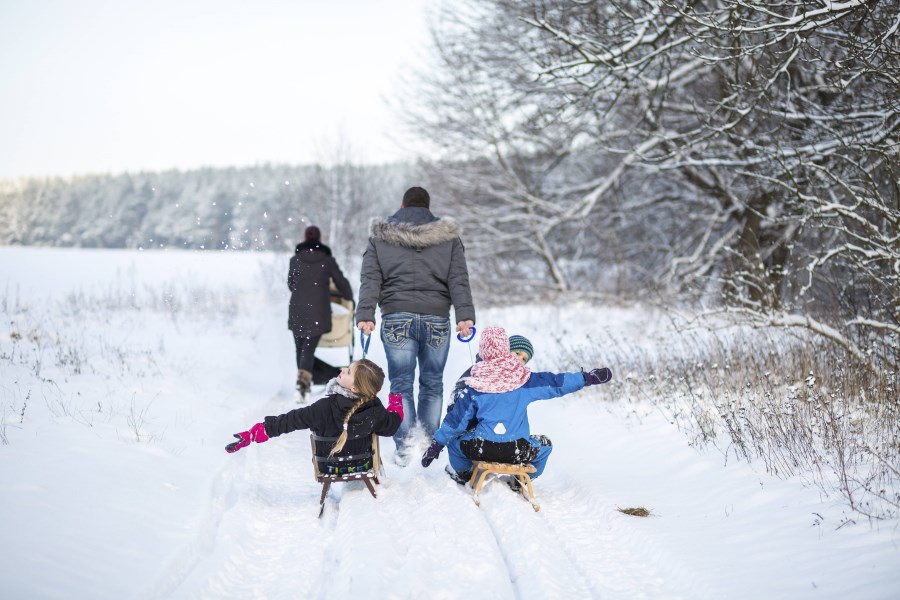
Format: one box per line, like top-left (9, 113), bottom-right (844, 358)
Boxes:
top-left (356, 207), bottom-right (475, 325)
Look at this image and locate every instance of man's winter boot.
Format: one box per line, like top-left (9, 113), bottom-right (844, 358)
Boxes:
top-left (392, 446), bottom-right (411, 467)
top-left (297, 369), bottom-right (313, 397)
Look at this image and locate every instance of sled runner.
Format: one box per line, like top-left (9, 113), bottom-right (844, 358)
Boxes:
top-left (469, 461), bottom-right (540, 512)
top-left (310, 432), bottom-right (382, 518)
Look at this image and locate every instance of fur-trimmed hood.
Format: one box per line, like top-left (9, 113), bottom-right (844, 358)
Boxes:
top-left (369, 209), bottom-right (461, 249)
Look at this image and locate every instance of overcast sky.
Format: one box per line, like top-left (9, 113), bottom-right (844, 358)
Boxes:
top-left (0, 0), bottom-right (430, 180)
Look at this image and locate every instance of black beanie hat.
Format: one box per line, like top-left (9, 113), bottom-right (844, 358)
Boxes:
top-left (402, 186), bottom-right (430, 208)
top-left (304, 226), bottom-right (321, 242)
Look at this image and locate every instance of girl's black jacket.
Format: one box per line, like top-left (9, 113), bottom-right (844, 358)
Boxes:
top-left (263, 386), bottom-right (400, 457)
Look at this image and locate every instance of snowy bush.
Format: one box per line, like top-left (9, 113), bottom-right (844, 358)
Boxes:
top-left (567, 319), bottom-right (899, 520)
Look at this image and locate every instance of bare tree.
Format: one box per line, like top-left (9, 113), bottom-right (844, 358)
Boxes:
top-left (400, 2), bottom-right (629, 293)
top-left (407, 0), bottom-right (899, 368)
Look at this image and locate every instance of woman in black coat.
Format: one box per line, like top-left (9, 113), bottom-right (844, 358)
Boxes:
top-left (288, 226), bottom-right (353, 397)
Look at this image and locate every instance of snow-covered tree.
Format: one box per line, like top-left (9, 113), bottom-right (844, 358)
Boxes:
top-left (408, 0), bottom-right (899, 368)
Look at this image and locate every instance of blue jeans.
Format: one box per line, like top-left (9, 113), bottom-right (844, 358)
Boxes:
top-left (381, 312), bottom-right (451, 449)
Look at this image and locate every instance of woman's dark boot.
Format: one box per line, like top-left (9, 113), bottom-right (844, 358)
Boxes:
top-left (297, 369), bottom-right (313, 397)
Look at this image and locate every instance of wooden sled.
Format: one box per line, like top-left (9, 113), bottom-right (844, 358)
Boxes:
top-left (468, 461), bottom-right (540, 512)
top-left (311, 433), bottom-right (382, 518)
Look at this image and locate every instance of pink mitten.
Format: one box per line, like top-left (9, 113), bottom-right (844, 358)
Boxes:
top-left (386, 392), bottom-right (404, 421)
top-left (225, 422), bottom-right (269, 453)
top-left (249, 422), bottom-right (269, 443)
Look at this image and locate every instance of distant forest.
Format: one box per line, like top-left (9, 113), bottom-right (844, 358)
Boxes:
top-left (0, 163), bottom-right (413, 262)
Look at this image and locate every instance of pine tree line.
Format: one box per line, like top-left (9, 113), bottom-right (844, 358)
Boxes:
top-left (0, 163), bottom-right (411, 257)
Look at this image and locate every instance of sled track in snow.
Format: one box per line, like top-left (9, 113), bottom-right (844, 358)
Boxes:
top-left (469, 480), bottom-right (596, 597)
top-left (141, 389), bottom-right (329, 599)
top-left (460, 470), bottom-right (712, 599)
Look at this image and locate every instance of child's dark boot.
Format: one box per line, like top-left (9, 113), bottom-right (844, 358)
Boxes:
top-left (444, 464), bottom-right (472, 485)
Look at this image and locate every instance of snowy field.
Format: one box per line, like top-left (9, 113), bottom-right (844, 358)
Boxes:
top-left (0, 246), bottom-right (898, 600)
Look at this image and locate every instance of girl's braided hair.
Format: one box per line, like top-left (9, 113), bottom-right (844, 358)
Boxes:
top-left (328, 359), bottom-right (385, 456)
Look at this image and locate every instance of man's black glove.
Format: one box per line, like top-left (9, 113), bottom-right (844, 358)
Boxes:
top-left (583, 367), bottom-right (612, 386)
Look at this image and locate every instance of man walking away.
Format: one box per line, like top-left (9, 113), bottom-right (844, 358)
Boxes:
top-left (356, 186), bottom-right (475, 461)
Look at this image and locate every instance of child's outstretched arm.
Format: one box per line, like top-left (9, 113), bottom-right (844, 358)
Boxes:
top-left (263, 403), bottom-right (323, 438)
top-left (517, 367), bottom-right (613, 404)
top-left (226, 401), bottom-right (332, 452)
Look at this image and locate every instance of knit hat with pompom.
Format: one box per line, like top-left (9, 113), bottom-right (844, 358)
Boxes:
top-left (465, 327), bottom-right (531, 393)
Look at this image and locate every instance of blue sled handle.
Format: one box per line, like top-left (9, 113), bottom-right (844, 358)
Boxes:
top-left (456, 326), bottom-right (477, 343)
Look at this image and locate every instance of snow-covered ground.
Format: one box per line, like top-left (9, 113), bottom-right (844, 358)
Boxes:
top-left (1, 246), bottom-right (897, 600)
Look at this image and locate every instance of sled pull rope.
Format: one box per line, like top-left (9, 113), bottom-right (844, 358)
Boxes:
top-left (457, 326), bottom-right (476, 365)
top-left (360, 330), bottom-right (371, 359)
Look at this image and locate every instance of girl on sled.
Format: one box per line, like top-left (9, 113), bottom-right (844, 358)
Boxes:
top-left (225, 358), bottom-right (404, 472)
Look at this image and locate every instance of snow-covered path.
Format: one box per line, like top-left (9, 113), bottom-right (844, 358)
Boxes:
top-left (143, 318), bottom-right (707, 600)
top-left (144, 324), bottom-right (892, 600)
top-left (151, 398), bottom-right (698, 600)
top-left (148, 369), bottom-right (900, 600)
top-left (154, 387), bottom-right (898, 599)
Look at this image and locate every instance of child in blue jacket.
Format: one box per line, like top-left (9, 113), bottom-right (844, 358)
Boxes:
top-left (421, 326), bottom-right (611, 482)
top-left (439, 333), bottom-right (535, 482)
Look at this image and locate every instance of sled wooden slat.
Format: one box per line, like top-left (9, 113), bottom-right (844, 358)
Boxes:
top-left (468, 461), bottom-right (540, 512)
top-left (311, 433), bottom-right (382, 518)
